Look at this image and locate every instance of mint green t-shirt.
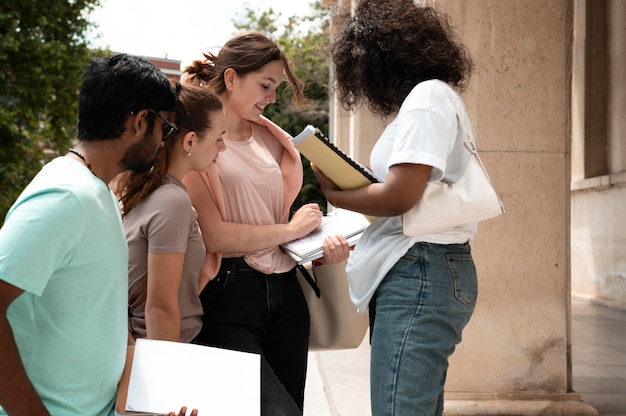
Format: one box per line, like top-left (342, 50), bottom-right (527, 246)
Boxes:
top-left (0, 157), bottom-right (127, 415)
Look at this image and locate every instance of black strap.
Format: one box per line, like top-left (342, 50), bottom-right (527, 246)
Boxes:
top-left (297, 264), bottom-right (321, 298)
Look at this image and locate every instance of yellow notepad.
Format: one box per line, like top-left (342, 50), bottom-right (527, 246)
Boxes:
top-left (292, 125), bottom-right (381, 190)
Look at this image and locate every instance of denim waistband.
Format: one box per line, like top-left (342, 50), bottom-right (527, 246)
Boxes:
top-left (219, 257), bottom-right (296, 278)
top-left (220, 257), bottom-right (256, 274)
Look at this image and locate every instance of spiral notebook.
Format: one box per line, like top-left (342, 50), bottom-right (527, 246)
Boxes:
top-left (292, 125), bottom-right (381, 190)
top-left (280, 209), bottom-right (370, 264)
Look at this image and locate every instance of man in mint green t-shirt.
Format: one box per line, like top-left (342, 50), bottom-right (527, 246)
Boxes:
top-left (0, 54), bottom-right (177, 415)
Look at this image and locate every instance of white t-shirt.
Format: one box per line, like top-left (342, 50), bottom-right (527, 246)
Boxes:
top-left (346, 80), bottom-right (477, 313)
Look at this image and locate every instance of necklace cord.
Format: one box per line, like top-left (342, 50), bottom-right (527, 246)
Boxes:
top-left (68, 148), bottom-right (92, 172)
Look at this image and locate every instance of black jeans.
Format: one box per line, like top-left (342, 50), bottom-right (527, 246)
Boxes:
top-left (195, 257), bottom-right (309, 416)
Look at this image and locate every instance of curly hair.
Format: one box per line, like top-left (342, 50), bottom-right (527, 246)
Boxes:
top-left (115, 82), bottom-right (222, 217)
top-left (330, 0), bottom-right (473, 116)
top-left (184, 31), bottom-right (307, 107)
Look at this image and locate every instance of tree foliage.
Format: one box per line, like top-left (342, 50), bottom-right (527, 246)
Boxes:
top-left (0, 0), bottom-right (101, 221)
top-left (233, 1), bottom-right (331, 213)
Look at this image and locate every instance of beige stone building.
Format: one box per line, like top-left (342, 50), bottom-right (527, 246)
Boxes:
top-left (322, 0), bottom-right (625, 414)
top-left (571, 0), bottom-right (626, 310)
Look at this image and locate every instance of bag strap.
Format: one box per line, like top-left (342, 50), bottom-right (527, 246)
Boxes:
top-left (440, 82), bottom-right (505, 212)
top-left (297, 264), bottom-right (321, 298)
top-left (439, 82), bottom-right (475, 150)
top-left (440, 84), bottom-right (497, 183)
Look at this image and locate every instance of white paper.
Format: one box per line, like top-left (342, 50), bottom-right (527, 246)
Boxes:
top-left (126, 339), bottom-right (260, 415)
top-left (281, 209), bottom-right (370, 263)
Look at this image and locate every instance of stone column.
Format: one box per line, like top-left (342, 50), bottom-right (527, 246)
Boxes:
top-left (326, 0), bottom-right (598, 414)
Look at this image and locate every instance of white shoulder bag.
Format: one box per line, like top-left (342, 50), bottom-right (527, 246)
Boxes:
top-left (402, 86), bottom-right (505, 236)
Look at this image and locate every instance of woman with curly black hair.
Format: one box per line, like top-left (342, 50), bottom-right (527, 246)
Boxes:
top-left (315, 1), bottom-right (478, 414)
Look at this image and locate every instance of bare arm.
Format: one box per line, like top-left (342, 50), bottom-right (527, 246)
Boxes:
top-left (184, 172), bottom-right (323, 254)
top-left (203, 203), bottom-right (323, 253)
top-left (315, 163), bottom-right (433, 218)
top-left (0, 280), bottom-right (50, 415)
top-left (145, 252), bottom-right (184, 342)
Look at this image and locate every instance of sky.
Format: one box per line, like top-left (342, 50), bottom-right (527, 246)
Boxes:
top-left (87, 0), bottom-right (313, 68)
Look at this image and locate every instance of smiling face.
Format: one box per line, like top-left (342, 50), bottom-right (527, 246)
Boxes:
top-left (227, 60), bottom-right (285, 122)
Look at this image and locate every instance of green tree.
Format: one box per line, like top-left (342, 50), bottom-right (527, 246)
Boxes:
top-left (233, 1), bottom-right (331, 213)
top-left (0, 0), bottom-right (101, 222)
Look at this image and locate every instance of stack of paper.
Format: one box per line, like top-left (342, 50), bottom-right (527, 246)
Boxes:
top-left (116, 338), bottom-right (260, 415)
top-left (281, 209), bottom-right (370, 264)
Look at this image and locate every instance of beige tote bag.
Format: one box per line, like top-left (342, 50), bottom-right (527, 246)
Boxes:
top-left (297, 261), bottom-right (369, 351)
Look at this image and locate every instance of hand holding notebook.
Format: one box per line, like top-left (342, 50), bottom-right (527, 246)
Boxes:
top-left (280, 209), bottom-right (370, 264)
top-left (292, 125), bottom-right (381, 190)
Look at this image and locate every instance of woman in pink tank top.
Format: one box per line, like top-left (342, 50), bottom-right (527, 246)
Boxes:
top-left (182, 32), bottom-right (349, 416)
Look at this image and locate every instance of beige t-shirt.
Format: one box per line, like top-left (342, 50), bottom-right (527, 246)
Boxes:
top-left (125, 175), bottom-right (204, 342)
top-left (217, 123), bottom-right (296, 274)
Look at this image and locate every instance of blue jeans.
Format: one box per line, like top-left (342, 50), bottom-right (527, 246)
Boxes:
top-left (194, 257), bottom-right (309, 416)
top-left (369, 241), bottom-right (477, 416)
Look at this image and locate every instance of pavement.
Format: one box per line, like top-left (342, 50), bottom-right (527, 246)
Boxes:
top-left (304, 337), bottom-right (371, 416)
top-left (303, 299), bottom-right (626, 416)
top-left (571, 299), bottom-right (626, 416)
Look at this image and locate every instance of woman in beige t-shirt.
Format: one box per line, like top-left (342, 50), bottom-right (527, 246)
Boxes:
top-left (115, 83), bottom-right (225, 343)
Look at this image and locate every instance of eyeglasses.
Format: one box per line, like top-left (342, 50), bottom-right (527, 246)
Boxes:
top-left (147, 109), bottom-right (178, 142)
